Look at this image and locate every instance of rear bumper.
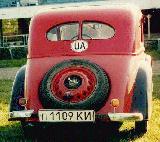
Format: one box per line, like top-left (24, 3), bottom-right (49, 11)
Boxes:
top-left (8, 110), bottom-right (143, 122)
top-left (9, 110), bottom-right (34, 121)
top-left (108, 113), bottom-right (143, 121)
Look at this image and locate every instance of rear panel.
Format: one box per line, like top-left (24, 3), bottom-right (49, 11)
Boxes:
top-left (25, 54), bottom-right (143, 114)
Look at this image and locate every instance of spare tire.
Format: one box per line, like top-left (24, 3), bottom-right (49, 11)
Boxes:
top-left (39, 59), bottom-right (110, 111)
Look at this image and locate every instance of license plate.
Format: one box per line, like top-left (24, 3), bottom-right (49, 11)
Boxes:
top-left (38, 110), bottom-right (95, 122)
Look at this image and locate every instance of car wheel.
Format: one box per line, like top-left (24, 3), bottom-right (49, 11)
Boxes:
top-left (21, 121), bottom-right (34, 138)
top-left (135, 120), bottom-right (148, 134)
top-left (39, 59), bottom-right (110, 111)
top-left (110, 122), bottom-right (122, 130)
top-left (95, 121), bottom-right (122, 134)
top-left (21, 121), bottom-right (41, 138)
top-left (106, 122), bottom-right (122, 133)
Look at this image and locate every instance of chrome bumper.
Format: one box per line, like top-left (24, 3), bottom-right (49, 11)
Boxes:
top-left (9, 110), bottom-right (34, 119)
top-left (9, 110), bottom-right (143, 122)
top-left (108, 113), bottom-right (143, 121)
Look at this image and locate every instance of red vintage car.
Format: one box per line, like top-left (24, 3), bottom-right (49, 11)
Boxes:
top-left (9, 2), bottom-right (152, 134)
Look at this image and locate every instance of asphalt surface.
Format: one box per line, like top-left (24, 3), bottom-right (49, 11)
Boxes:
top-left (0, 60), bottom-right (160, 80)
top-left (152, 60), bottom-right (160, 75)
top-left (0, 67), bottom-right (18, 80)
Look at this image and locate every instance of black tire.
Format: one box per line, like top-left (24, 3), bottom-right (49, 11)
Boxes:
top-left (21, 122), bottom-right (41, 138)
top-left (22, 122), bottom-right (53, 140)
top-left (10, 65), bottom-right (26, 112)
top-left (109, 122), bottom-right (122, 131)
top-left (95, 121), bottom-right (122, 134)
top-left (39, 59), bottom-right (110, 111)
top-left (135, 120), bottom-right (148, 134)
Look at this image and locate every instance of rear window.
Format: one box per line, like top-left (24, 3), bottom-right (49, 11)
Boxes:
top-left (82, 22), bottom-right (115, 39)
top-left (46, 22), bottom-right (115, 41)
top-left (47, 22), bottom-right (79, 41)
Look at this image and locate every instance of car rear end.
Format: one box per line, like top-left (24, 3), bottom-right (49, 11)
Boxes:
top-left (9, 4), bottom-right (144, 124)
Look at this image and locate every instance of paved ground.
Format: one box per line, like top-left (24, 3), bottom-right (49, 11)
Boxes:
top-left (0, 67), bottom-right (18, 80)
top-left (152, 60), bottom-right (160, 75)
top-left (0, 60), bottom-right (160, 80)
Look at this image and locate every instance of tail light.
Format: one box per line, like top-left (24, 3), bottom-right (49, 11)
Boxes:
top-left (18, 98), bottom-right (27, 106)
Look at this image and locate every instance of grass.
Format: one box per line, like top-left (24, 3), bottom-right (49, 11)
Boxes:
top-left (0, 58), bottom-right (26, 68)
top-left (146, 50), bottom-right (160, 60)
top-left (0, 50), bottom-right (158, 69)
top-left (0, 80), bottom-right (24, 141)
top-left (0, 76), bottom-right (160, 141)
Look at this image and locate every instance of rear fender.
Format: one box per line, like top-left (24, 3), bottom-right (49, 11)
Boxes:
top-left (131, 57), bottom-right (152, 120)
top-left (10, 65), bottom-right (26, 112)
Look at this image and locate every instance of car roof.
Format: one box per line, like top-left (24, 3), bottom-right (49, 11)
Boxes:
top-left (36, 1), bottom-right (141, 18)
top-left (29, 1), bottom-right (142, 58)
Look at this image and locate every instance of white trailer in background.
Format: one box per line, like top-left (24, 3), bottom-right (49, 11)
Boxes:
top-left (0, 0), bottom-right (160, 19)
top-left (20, 0), bottom-right (39, 6)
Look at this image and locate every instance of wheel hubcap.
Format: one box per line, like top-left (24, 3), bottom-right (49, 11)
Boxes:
top-left (64, 75), bottom-right (82, 89)
top-left (51, 67), bottom-right (97, 103)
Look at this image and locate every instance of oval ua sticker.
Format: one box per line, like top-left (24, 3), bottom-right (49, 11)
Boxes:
top-left (71, 40), bottom-right (88, 52)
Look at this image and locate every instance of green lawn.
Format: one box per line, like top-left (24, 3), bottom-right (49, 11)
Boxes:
top-left (0, 76), bottom-right (160, 141)
top-left (146, 50), bottom-right (160, 60)
top-left (0, 50), bottom-right (159, 69)
top-left (0, 58), bottom-right (26, 68)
